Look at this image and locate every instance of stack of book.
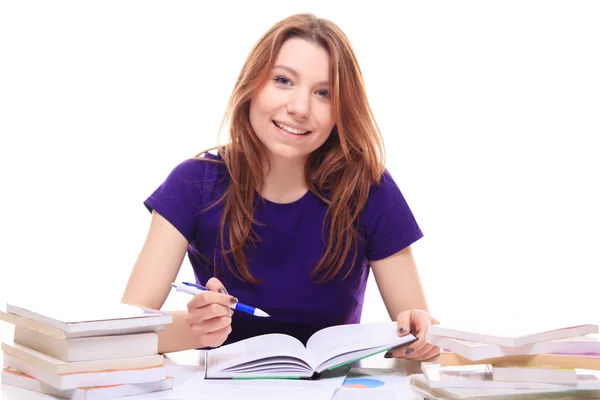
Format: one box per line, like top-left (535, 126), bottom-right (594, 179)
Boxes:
top-left (0, 301), bottom-right (174, 399)
top-left (410, 319), bottom-right (600, 399)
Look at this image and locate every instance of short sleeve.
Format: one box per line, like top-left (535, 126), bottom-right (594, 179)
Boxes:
top-left (363, 170), bottom-right (424, 261)
top-left (143, 159), bottom-right (207, 243)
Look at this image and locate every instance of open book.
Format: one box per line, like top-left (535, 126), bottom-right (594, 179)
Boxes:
top-left (205, 321), bottom-right (417, 379)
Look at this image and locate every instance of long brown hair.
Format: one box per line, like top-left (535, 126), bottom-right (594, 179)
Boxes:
top-left (200, 13), bottom-right (385, 284)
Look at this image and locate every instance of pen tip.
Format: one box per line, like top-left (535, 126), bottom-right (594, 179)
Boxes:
top-left (254, 309), bottom-right (270, 318)
top-left (170, 283), bottom-right (177, 288)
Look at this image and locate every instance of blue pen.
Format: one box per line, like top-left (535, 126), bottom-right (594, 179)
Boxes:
top-left (170, 282), bottom-right (270, 318)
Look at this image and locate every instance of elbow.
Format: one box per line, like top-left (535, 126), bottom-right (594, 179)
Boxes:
top-left (121, 292), bottom-right (164, 312)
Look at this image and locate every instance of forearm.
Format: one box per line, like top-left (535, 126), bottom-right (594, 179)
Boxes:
top-left (157, 310), bottom-right (201, 354)
top-left (122, 210), bottom-right (194, 354)
top-left (381, 279), bottom-right (430, 320)
top-left (371, 247), bottom-right (431, 319)
top-left (387, 262), bottom-right (429, 315)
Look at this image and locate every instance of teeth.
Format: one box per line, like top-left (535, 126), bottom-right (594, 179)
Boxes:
top-left (275, 121), bottom-right (309, 135)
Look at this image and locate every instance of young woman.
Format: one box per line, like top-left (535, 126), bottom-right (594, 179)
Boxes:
top-left (122, 13), bottom-right (439, 361)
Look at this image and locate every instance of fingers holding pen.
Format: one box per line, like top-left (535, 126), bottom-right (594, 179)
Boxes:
top-left (201, 324), bottom-right (233, 348)
top-left (185, 278), bottom-right (238, 348)
top-left (187, 312), bottom-right (232, 335)
top-left (187, 288), bottom-right (238, 311)
top-left (206, 277), bottom-right (230, 295)
top-left (204, 277), bottom-right (238, 314)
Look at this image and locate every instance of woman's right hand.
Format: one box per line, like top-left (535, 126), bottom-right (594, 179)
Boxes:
top-left (186, 277), bottom-right (237, 348)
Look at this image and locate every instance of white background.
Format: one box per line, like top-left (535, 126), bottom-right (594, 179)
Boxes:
top-left (1, 1), bottom-right (599, 346)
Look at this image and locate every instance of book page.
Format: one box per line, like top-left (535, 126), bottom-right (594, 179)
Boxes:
top-left (306, 322), bottom-right (412, 368)
top-left (166, 367), bottom-right (347, 400)
top-left (207, 333), bottom-right (312, 373)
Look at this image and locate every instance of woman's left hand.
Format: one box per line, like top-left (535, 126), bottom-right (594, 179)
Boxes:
top-left (385, 309), bottom-right (440, 361)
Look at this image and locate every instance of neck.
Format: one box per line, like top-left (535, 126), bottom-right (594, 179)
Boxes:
top-left (259, 155), bottom-right (308, 204)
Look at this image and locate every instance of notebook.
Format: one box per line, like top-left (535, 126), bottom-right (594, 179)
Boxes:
top-left (1, 301), bottom-right (172, 338)
top-left (439, 351), bottom-right (600, 370)
top-left (13, 325), bottom-right (159, 362)
top-left (1, 341), bottom-right (164, 374)
top-left (3, 353), bottom-right (168, 390)
top-left (1, 368), bottom-right (173, 400)
top-left (419, 362), bottom-right (600, 390)
top-left (491, 365), bottom-right (578, 384)
top-left (427, 320), bottom-right (599, 347)
top-left (410, 372), bottom-right (600, 399)
top-left (205, 321), bottom-right (417, 379)
top-left (426, 333), bottom-right (600, 361)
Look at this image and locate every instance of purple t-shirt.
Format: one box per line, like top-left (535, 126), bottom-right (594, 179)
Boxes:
top-left (144, 152), bottom-right (423, 345)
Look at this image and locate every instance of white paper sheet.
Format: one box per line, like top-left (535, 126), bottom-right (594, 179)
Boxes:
top-left (332, 368), bottom-right (419, 400)
top-left (114, 364), bottom-right (348, 400)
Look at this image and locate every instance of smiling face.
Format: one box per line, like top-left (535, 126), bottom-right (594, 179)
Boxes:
top-left (249, 37), bottom-right (335, 164)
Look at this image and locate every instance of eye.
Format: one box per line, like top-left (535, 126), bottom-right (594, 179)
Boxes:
top-left (316, 89), bottom-right (330, 99)
top-left (274, 75), bottom-right (291, 86)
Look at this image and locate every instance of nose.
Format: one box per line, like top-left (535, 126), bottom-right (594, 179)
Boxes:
top-left (286, 90), bottom-right (310, 119)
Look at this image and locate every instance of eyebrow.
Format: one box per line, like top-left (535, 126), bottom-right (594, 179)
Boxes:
top-left (273, 64), bottom-right (330, 87)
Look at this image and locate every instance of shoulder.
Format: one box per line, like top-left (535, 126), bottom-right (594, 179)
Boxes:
top-left (361, 169), bottom-right (423, 259)
top-left (365, 169), bottom-right (404, 208)
top-left (145, 151), bottom-right (228, 213)
top-left (361, 168), bottom-right (419, 232)
top-left (177, 151), bottom-right (229, 203)
top-left (170, 151), bottom-right (227, 184)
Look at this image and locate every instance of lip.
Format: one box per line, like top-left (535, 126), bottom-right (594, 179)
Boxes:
top-left (272, 120), bottom-right (312, 138)
top-left (273, 120), bottom-right (311, 133)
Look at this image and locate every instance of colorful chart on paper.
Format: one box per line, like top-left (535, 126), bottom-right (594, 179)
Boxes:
top-left (342, 378), bottom-right (385, 388)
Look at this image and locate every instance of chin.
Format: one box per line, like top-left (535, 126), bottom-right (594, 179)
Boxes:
top-left (265, 145), bottom-right (311, 162)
